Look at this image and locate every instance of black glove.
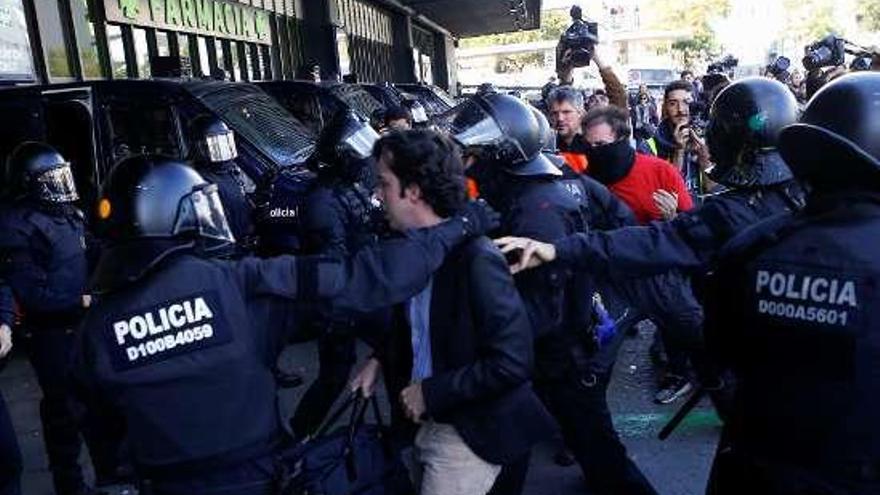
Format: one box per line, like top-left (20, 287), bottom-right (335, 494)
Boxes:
top-left (457, 199), bottom-right (501, 237)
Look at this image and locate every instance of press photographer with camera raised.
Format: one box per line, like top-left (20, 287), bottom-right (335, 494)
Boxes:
top-left (655, 80), bottom-right (714, 201)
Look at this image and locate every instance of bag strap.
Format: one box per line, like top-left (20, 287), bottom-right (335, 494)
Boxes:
top-left (312, 393), bottom-right (358, 439)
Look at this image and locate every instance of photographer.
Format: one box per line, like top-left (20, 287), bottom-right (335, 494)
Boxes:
top-left (655, 81), bottom-right (713, 201)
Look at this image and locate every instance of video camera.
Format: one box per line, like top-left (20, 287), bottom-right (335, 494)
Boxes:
top-left (803, 35), bottom-right (877, 71)
top-left (707, 55), bottom-right (738, 75)
top-left (556, 5), bottom-right (599, 69)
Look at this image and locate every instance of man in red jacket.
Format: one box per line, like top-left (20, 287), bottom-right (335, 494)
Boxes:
top-left (578, 105), bottom-right (698, 404)
top-left (579, 105), bottom-right (693, 224)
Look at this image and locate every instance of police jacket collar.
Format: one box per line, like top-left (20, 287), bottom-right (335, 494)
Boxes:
top-left (91, 240), bottom-right (195, 295)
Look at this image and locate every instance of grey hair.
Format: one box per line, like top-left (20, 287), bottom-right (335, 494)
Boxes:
top-left (546, 86), bottom-right (585, 112)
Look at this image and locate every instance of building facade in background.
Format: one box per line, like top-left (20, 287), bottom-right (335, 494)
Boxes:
top-left (0, 0), bottom-right (540, 91)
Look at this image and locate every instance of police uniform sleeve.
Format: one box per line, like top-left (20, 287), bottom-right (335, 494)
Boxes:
top-left (554, 215), bottom-right (704, 279)
top-left (579, 175), bottom-right (638, 230)
top-left (422, 245), bottom-right (533, 415)
top-left (301, 187), bottom-right (349, 257)
top-left (240, 218), bottom-right (470, 314)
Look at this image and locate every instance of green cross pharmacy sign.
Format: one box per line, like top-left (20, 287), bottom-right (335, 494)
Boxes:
top-left (105, 0), bottom-right (272, 44)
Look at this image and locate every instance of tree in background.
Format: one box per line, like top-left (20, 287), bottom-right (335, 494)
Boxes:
top-left (856, 0), bottom-right (880, 31)
top-left (644, 0), bottom-right (731, 70)
top-left (782, 0), bottom-right (841, 45)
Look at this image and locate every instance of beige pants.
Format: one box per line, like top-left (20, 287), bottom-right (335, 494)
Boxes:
top-left (412, 421), bottom-right (502, 495)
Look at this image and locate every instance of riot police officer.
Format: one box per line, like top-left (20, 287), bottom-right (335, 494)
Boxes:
top-left (291, 110), bottom-right (388, 438)
top-left (74, 155), bottom-right (497, 495)
top-left (189, 115), bottom-right (255, 252)
top-left (443, 94), bottom-right (658, 495)
top-left (498, 78), bottom-right (807, 396)
top-left (703, 72), bottom-right (880, 495)
top-left (0, 142), bottom-right (107, 495)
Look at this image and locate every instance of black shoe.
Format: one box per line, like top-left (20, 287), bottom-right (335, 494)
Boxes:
top-left (654, 374), bottom-right (693, 405)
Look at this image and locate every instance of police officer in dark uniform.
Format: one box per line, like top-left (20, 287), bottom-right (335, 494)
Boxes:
top-left (291, 110), bottom-right (388, 438)
top-left (498, 78), bottom-right (807, 402)
top-left (443, 94), bottom-right (658, 495)
top-left (0, 296), bottom-right (22, 495)
top-left (74, 155), bottom-right (498, 495)
top-left (703, 72), bottom-right (880, 495)
top-left (0, 142), bottom-right (107, 495)
top-left (189, 115), bottom-right (255, 252)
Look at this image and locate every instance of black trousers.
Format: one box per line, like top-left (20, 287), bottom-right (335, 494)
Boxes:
top-left (0, 389), bottom-right (21, 495)
top-left (24, 327), bottom-right (124, 494)
top-left (706, 430), bottom-right (880, 495)
top-left (290, 332), bottom-right (357, 438)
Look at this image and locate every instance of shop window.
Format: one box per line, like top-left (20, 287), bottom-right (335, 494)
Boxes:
top-left (197, 37), bottom-right (210, 77)
top-left (178, 34), bottom-right (190, 60)
top-left (229, 41), bottom-right (241, 81)
top-left (107, 103), bottom-right (181, 162)
top-left (215, 39), bottom-right (226, 75)
top-left (156, 31), bottom-right (170, 57)
top-left (33, 0), bottom-right (73, 79)
top-left (106, 24), bottom-right (127, 78)
top-left (132, 28), bottom-right (150, 78)
top-left (71, 0), bottom-right (102, 79)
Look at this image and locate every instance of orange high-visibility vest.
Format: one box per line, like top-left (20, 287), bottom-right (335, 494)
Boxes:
top-left (560, 152), bottom-right (589, 173)
top-left (466, 178), bottom-right (480, 199)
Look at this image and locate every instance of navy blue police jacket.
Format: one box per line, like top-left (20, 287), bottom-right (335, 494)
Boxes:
top-left (554, 180), bottom-right (806, 279)
top-left (0, 201), bottom-right (88, 329)
top-left (73, 219), bottom-right (471, 472)
top-left (704, 189), bottom-right (880, 470)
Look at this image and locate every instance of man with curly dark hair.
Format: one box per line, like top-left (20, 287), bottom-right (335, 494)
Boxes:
top-left (351, 130), bottom-right (554, 495)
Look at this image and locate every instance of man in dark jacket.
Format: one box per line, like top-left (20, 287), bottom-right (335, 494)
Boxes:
top-left (73, 154), bottom-right (499, 495)
top-left (351, 130), bottom-right (554, 495)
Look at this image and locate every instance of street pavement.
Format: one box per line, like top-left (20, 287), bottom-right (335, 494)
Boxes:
top-left (3, 322), bottom-right (719, 495)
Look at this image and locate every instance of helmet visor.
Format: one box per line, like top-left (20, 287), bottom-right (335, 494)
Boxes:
top-left (343, 124), bottom-right (380, 159)
top-left (438, 99), bottom-right (504, 149)
top-left (35, 165), bottom-right (79, 203)
top-left (204, 131), bottom-right (238, 162)
top-left (410, 102), bottom-right (429, 124)
top-left (173, 184), bottom-right (235, 244)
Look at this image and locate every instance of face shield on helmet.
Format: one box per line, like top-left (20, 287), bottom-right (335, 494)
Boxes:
top-left (172, 183), bottom-right (235, 245)
top-left (341, 122), bottom-right (380, 160)
top-left (202, 129), bottom-right (238, 163)
top-left (438, 99), bottom-right (528, 163)
top-left (34, 164), bottom-right (79, 203)
top-left (409, 101), bottom-right (429, 124)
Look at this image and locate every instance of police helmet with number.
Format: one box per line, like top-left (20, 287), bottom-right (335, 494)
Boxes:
top-left (779, 72), bottom-right (880, 185)
top-left (439, 93), bottom-right (561, 177)
top-left (190, 115), bottom-right (238, 164)
top-left (706, 77), bottom-right (798, 187)
top-left (96, 155), bottom-right (234, 248)
top-left (2, 141), bottom-right (79, 203)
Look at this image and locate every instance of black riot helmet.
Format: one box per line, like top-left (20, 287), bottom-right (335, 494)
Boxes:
top-left (189, 115), bottom-right (238, 164)
top-left (779, 72), bottom-right (880, 186)
top-left (95, 155), bottom-right (234, 246)
top-left (312, 109), bottom-right (380, 180)
top-left (440, 93), bottom-right (561, 177)
top-left (705, 77), bottom-right (797, 187)
top-left (2, 142), bottom-right (79, 203)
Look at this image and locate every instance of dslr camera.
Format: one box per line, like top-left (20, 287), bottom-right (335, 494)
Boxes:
top-left (802, 35), bottom-right (846, 71)
top-left (556, 5), bottom-right (599, 70)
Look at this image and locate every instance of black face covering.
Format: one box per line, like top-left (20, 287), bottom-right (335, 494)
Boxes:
top-left (584, 138), bottom-right (636, 185)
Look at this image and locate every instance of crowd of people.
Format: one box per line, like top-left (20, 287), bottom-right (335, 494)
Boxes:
top-left (0, 36), bottom-right (878, 495)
